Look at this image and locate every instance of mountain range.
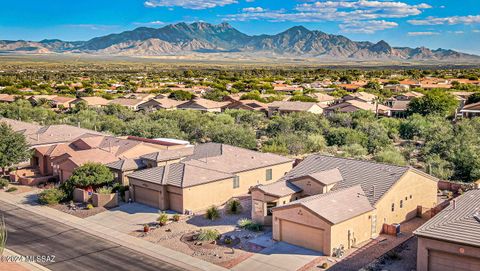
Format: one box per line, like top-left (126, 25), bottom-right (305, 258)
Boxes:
top-left (0, 22), bottom-right (478, 61)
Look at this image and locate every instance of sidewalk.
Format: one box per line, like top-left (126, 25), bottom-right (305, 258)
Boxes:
top-left (0, 191), bottom-right (226, 271)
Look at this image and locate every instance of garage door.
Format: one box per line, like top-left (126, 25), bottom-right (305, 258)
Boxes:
top-left (134, 186), bottom-right (160, 208)
top-left (429, 250), bottom-right (480, 271)
top-left (280, 219), bottom-right (324, 252)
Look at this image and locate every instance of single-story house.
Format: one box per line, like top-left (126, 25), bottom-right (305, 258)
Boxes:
top-left (459, 102), bottom-right (480, 118)
top-left (308, 93), bottom-right (336, 105)
top-left (108, 98), bottom-right (146, 111)
top-left (123, 93), bottom-right (156, 101)
top-left (71, 97), bottom-right (110, 108)
top-left (0, 94), bottom-right (17, 103)
top-left (137, 98), bottom-right (186, 111)
top-left (224, 99), bottom-right (267, 112)
top-left (126, 143), bottom-right (294, 213)
top-left (267, 101), bottom-right (325, 117)
top-left (343, 92), bottom-right (377, 103)
top-left (176, 98), bottom-right (231, 112)
top-left (414, 189), bottom-right (480, 271)
top-left (324, 100), bottom-right (391, 116)
top-left (251, 155), bottom-right (438, 255)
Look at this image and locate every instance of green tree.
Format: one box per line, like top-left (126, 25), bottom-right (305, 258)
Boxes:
top-left (0, 123), bottom-right (30, 173)
top-left (169, 90), bottom-right (193, 101)
top-left (61, 163), bottom-right (114, 197)
top-left (374, 148), bottom-right (407, 166)
top-left (407, 90), bottom-right (458, 116)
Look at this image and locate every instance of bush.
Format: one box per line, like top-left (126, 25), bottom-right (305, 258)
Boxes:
top-left (237, 218), bottom-right (263, 232)
top-left (205, 206), bottom-right (220, 220)
top-left (5, 187), bottom-right (17, 193)
top-left (226, 199), bottom-right (243, 214)
top-left (172, 214), bottom-right (180, 222)
top-left (0, 178), bottom-right (9, 189)
top-left (158, 212), bottom-right (168, 226)
top-left (96, 186), bottom-right (113, 195)
top-left (321, 262), bottom-right (328, 269)
top-left (197, 229), bottom-right (220, 242)
top-left (374, 148), bottom-right (407, 166)
top-left (86, 204), bottom-right (94, 210)
top-left (38, 188), bottom-right (65, 205)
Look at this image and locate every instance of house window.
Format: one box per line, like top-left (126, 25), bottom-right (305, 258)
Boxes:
top-left (233, 176), bottom-right (240, 189)
top-left (405, 196), bottom-right (408, 201)
top-left (400, 200), bottom-right (403, 208)
top-left (266, 202), bottom-right (277, 216)
top-left (391, 203), bottom-right (395, 212)
top-left (266, 169), bottom-right (273, 181)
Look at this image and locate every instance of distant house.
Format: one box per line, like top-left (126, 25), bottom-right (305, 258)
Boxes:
top-left (137, 98), bottom-right (186, 111)
top-left (308, 93), bottom-right (336, 105)
top-left (50, 96), bottom-right (76, 109)
top-left (176, 98), bottom-right (230, 112)
top-left (267, 101), bottom-right (325, 117)
top-left (414, 189), bottom-right (480, 271)
top-left (123, 93), bottom-right (155, 101)
top-left (108, 98), bottom-right (146, 111)
top-left (126, 143), bottom-right (294, 213)
top-left (393, 91), bottom-right (424, 101)
top-left (251, 155), bottom-right (438, 255)
top-left (387, 100), bottom-right (410, 118)
top-left (225, 99), bottom-right (267, 112)
top-left (0, 94), bottom-right (17, 103)
top-left (273, 84), bottom-right (303, 93)
top-left (324, 100), bottom-right (391, 116)
top-left (459, 102), bottom-right (480, 118)
top-left (383, 84), bottom-right (410, 92)
top-left (71, 97), bottom-right (110, 108)
top-left (338, 84), bottom-right (362, 92)
top-left (343, 92), bottom-right (377, 103)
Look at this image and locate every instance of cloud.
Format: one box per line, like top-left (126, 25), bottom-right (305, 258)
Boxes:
top-left (133, 21), bottom-right (166, 26)
top-left (144, 0), bottom-right (237, 10)
top-left (242, 7), bottom-right (265, 13)
top-left (340, 20), bottom-right (398, 34)
top-left (408, 15), bottom-right (480, 25)
top-left (65, 24), bottom-right (118, 31)
top-left (473, 29), bottom-right (480, 33)
top-left (407, 31), bottom-right (439, 36)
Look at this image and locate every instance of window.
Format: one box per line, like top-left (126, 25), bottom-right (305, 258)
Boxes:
top-left (405, 196), bottom-right (408, 201)
top-left (391, 203), bottom-right (395, 212)
top-left (233, 176), bottom-right (240, 189)
top-left (266, 168), bottom-right (273, 181)
top-left (266, 202), bottom-right (277, 216)
top-left (400, 200), bottom-right (403, 208)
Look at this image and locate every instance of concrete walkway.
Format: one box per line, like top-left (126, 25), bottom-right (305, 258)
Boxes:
top-left (85, 203), bottom-right (160, 233)
top-left (0, 191), bottom-right (226, 271)
top-left (232, 242), bottom-right (321, 271)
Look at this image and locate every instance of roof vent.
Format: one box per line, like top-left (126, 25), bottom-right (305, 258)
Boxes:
top-left (474, 213), bottom-right (480, 223)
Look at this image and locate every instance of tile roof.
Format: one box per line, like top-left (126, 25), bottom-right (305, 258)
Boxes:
top-left (253, 180), bottom-right (302, 197)
top-left (461, 102), bottom-right (480, 112)
top-left (274, 185), bottom-right (374, 224)
top-left (305, 168), bottom-right (343, 185)
top-left (414, 189), bottom-right (480, 248)
top-left (280, 155), bottom-right (411, 205)
top-left (74, 97), bottom-right (110, 106)
top-left (177, 98), bottom-right (230, 109)
top-left (0, 94), bottom-right (17, 102)
top-left (390, 100), bottom-right (410, 111)
top-left (268, 101), bottom-right (320, 112)
top-left (108, 98), bottom-right (146, 107)
top-left (106, 158), bottom-right (147, 171)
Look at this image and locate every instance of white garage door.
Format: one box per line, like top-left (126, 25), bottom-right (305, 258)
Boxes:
top-left (280, 219), bottom-right (324, 252)
top-left (429, 250), bottom-right (480, 271)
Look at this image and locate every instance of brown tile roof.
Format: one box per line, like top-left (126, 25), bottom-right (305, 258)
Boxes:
top-left (108, 98), bottom-right (146, 107)
top-left (461, 102), bottom-right (480, 112)
top-left (51, 96), bottom-right (76, 104)
top-left (253, 180), bottom-right (302, 197)
top-left (389, 100), bottom-right (410, 111)
top-left (73, 97), bottom-right (110, 106)
top-left (106, 158), bottom-right (147, 171)
top-left (310, 93), bottom-right (335, 102)
top-left (177, 98), bottom-right (231, 110)
top-left (0, 94), bottom-right (17, 102)
top-left (326, 100), bottom-right (391, 113)
top-left (344, 92), bottom-right (377, 102)
top-left (274, 185), bottom-right (374, 224)
top-left (304, 168), bottom-right (343, 185)
top-left (414, 189), bottom-right (480, 248)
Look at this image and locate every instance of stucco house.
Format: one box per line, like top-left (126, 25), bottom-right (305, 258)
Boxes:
top-left (414, 189), bottom-right (480, 271)
top-left (177, 98), bottom-right (230, 112)
top-left (108, 98), bottom-right (146, 111)
top-left (137, 98), bottom-right (186, 111)
top-left (324, 100), bottom-right (391, 116)
top-left (224, 100), bottom-right (267, 112)
top-left (250, 155), bottom-right (438, 255)
top-left (125, 143), bottom-right (294, 213)
top-left (459, 102), bottom-right (480, 118)
top-left (267, 101), bottom-right (325, 117)
top-left (71, 97), bottom-right (110, 108)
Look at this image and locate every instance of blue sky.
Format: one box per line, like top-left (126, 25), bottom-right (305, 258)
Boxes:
top-left (1, 0), bottom-right (480, 53)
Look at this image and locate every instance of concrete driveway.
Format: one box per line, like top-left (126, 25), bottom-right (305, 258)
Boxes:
top-left (232, 241), bottom-right (321, 271)
top-left (85, 203), bottom-right (161, 233)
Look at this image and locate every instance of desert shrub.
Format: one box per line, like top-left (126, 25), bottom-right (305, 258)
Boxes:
top-left (158, 212), bottom-right (168, 226)
top-left (172, 214), bottom-right (180, 222)
top-left (38, 188), bottom-right (65, 205)
top-left (86, 203), bottom-right (94, 210)
top-left (321, 262), bottom-right (328, 269)
top-left (237, 218), bottom-right (263, 232)
top-left (374, 148), bottom-right (407, 166)
top-left (0, 178), bottom-right (9, 189)
top-left (226, 199), bottom-right (243, 214)
top-left (197, 229), bottom-right (220, 242)
top-left (96, 186), bottom-right (113, 195)
top-left (205, 206), bottom-right (220, 220)
top-left (5, 187), bottom-right (17, 193)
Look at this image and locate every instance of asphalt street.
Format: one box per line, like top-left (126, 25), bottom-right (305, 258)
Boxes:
top-left (0, 201), bottom-right (187, 271)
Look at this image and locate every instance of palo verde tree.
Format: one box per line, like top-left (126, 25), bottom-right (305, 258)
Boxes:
top-left (0, 123), bottom-right (31, 174)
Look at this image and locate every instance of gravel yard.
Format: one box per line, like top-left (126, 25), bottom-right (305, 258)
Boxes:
top-left (131, 197), bottom-right (266, 268)
top-left (49, 202), bottom-right (108, 218)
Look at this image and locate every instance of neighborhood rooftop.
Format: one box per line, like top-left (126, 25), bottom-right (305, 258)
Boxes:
top-left (414, 189), bottom-right (480, 248)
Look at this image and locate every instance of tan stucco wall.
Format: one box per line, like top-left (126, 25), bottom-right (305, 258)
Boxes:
top-left (291, 177), bottom-right (326, 196)
top-left (183, 162), bottom-right (293, 212)
top-left (272, 206), bottom-right (332, 254)
top-left (330, 211), bottom-right (373, 253)
top-left (374, 170), bottom-right (437, 234)
top-left (417, 237), bottom-right (480, 271)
